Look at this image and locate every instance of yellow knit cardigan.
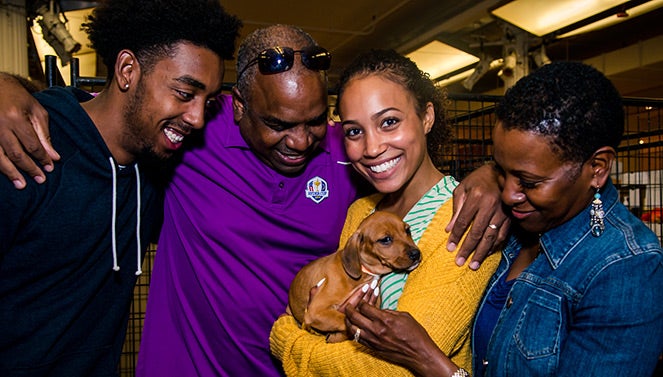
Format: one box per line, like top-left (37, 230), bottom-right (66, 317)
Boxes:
top-left (270, 193), bottom-right (501, 377)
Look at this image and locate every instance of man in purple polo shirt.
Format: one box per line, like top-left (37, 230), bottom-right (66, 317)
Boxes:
top-left (0, 24), bottom-right (508, 377)
top-left (134, 25), bottom-right (367, 376)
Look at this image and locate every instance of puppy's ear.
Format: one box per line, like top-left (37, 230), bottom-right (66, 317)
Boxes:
top-left (341, 232), bottom-right (363, 279)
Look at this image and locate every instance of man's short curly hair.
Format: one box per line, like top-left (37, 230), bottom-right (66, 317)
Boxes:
top-left (495, 61), bottom-right (624, 164)
top-left (82, 0), bottom-right (241, 81)
top-left (335, 49), bottom-right (453, 168)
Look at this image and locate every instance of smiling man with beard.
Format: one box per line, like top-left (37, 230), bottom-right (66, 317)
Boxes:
top-left (0, 0), bottom-right (240, 375)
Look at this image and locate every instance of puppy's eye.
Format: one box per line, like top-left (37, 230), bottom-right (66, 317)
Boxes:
top-left (377, 236), bottom-right (393, 245)
top-left (405, 227), bottom-right (412, 236)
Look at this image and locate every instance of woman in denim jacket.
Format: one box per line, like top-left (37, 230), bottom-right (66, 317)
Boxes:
top-left (471, 61), bottom-right (663, 376)
top-left (344, 62), bottom-right (663, 377)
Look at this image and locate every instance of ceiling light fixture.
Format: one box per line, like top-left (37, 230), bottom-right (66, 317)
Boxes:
top-left (490, 0), bottom-right (663, 39)
top-left (406, 40), bottom-right (480, 81)
top-left (556, 0), bottom-right (663, 38)
top-left (490, 0), bottom-right (628, 37)
top-left (33, 1), bottom-right (81, 66)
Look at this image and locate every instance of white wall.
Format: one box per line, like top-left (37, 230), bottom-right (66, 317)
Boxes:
top-left (0, 0), bottom-right (28, 76)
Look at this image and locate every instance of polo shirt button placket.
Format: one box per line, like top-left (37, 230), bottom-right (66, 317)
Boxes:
top-left (273, 181), bottom-right (286, 204)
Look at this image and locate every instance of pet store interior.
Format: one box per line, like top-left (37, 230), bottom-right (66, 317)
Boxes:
top-left (1, 0), bottom-right (662, 375)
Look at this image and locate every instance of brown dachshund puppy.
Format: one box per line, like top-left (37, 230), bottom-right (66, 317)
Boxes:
top-left (288, 210), bottom-right (421, 342)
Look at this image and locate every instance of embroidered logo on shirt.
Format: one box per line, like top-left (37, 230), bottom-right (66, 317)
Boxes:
top-left (305, 176), bottom-right (329, 204)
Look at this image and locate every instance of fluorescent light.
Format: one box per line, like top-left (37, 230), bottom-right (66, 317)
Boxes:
top-left (406, 40), bottom-right (479, 80)
top-left (491, 0), bottom-right (629, 37)
top-left (557, 0), bottom-right (663, 38)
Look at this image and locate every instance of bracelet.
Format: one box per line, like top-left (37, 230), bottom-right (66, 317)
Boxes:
top-left (451, 368), bottom-right (470, 377)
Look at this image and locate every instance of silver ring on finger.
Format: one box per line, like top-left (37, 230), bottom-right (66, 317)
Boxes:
top-left (488, 223), bottom-right (498, 230)
top-left (353, 328), bottom-right (361, 342)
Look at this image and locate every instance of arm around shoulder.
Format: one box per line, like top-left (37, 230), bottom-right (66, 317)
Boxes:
top-left (446, 164), bottom-right (510, 270)
top-left (0, 73), bottom-right (58, 189)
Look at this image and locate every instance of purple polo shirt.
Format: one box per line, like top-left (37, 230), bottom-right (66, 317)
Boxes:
top-left (136, 94), bottom-right (360, 376)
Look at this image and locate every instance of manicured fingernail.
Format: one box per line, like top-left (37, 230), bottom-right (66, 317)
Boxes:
top-left (370, 279), bottom-right (378, 289)
top-left (44, 164), bottom-right (54, 173)
top-left (455, 256), bottom-right (466, 266)
top-left (34, 175), bottom-right (45, 184)
top-left (316, 277), bottom-right (326, 287)
top-left (362, 284), bottom-right (369, 293)
top-left (469, 261), bottom-right (481, 270)
top-left (373, 287), bottom-right (380, 296)
top-left (13, 180), bottom-right (25, 189)
top-left (447, 242), bottom-right (457, 252)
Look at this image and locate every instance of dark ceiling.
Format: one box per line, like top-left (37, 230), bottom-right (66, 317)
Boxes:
top-left (57, 0), bottom-right (663, 98)
top-left (220, 0), bottom-right (663, 98)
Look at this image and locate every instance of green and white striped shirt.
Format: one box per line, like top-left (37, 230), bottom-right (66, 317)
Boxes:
top-left (379, 175), bottom-right (458, 310)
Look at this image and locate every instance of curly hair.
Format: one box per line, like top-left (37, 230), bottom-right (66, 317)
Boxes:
top-left (495, 61), bottom-right (624, 164)
top-left (235, 24), bottom-right (320, 101)
top-left (334, 49), bottom-right (453, 167)
top-left (82, 0), bottom-right (241, 81)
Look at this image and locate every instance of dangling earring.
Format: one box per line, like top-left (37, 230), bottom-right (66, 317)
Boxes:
top-left (590, 185), bottom-right (605, 237)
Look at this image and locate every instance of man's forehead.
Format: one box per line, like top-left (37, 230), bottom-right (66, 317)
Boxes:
top-left (249, 76), bottom-right (327, 122)
top-left (151, 43), bottom-right (224, 90)
top-left (256, 33), bottom-right (310, 50)
top-left (254, 69), bottom-right (325, 99)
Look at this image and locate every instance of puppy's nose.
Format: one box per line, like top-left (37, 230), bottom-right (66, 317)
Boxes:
top-left (408, 248), bottom-right (421, 262)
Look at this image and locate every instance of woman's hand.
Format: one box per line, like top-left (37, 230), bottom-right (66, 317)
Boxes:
top-left (345, 300), bottom-right (458, 377)
top-left (339, 278), bottom-right (379, 314)
top-left (446, 163), bottom-right (510, 269)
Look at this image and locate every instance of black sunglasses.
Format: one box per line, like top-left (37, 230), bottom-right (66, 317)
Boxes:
top-left (237, 46), bottom-right (331, 78)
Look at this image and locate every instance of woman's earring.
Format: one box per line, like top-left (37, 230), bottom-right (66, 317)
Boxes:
top-left (124, 83), bottom-right (129, 89)
top-left (590, 185), bottom-right (605, 237)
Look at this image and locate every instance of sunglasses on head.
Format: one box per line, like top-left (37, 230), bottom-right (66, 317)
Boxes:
top-left (237, 46), bottom-right (331, 78)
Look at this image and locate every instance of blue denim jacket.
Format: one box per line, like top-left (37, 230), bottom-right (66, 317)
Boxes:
top-left (473, 180), bottom-right (663, 376)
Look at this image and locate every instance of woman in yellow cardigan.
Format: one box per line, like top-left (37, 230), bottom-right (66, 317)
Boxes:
top-left (270, 49), bottom-right (500, 377)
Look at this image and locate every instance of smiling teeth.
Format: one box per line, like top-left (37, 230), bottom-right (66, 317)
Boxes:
top-left (370, 157), bottom-right (400, 173)
top-left (283, 154), bottom-right (304, 160)
top-left (164, 128), bottom-right (184, 144)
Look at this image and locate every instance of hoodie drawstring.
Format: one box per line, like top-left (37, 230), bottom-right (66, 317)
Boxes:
top-left (110, 158), bottom-right (119, 272)
top-left (109, 157), bottom-right (143, 276)
top-left (134, 164), bottom-right (142, 276)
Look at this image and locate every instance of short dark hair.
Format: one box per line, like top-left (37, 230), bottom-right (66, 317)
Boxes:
top-left (335, 49), bottom-right (452, 167)
top-left (82, 0), bottom-right (241, 81)
top-left (495, 61), bottom-right (624, 164)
